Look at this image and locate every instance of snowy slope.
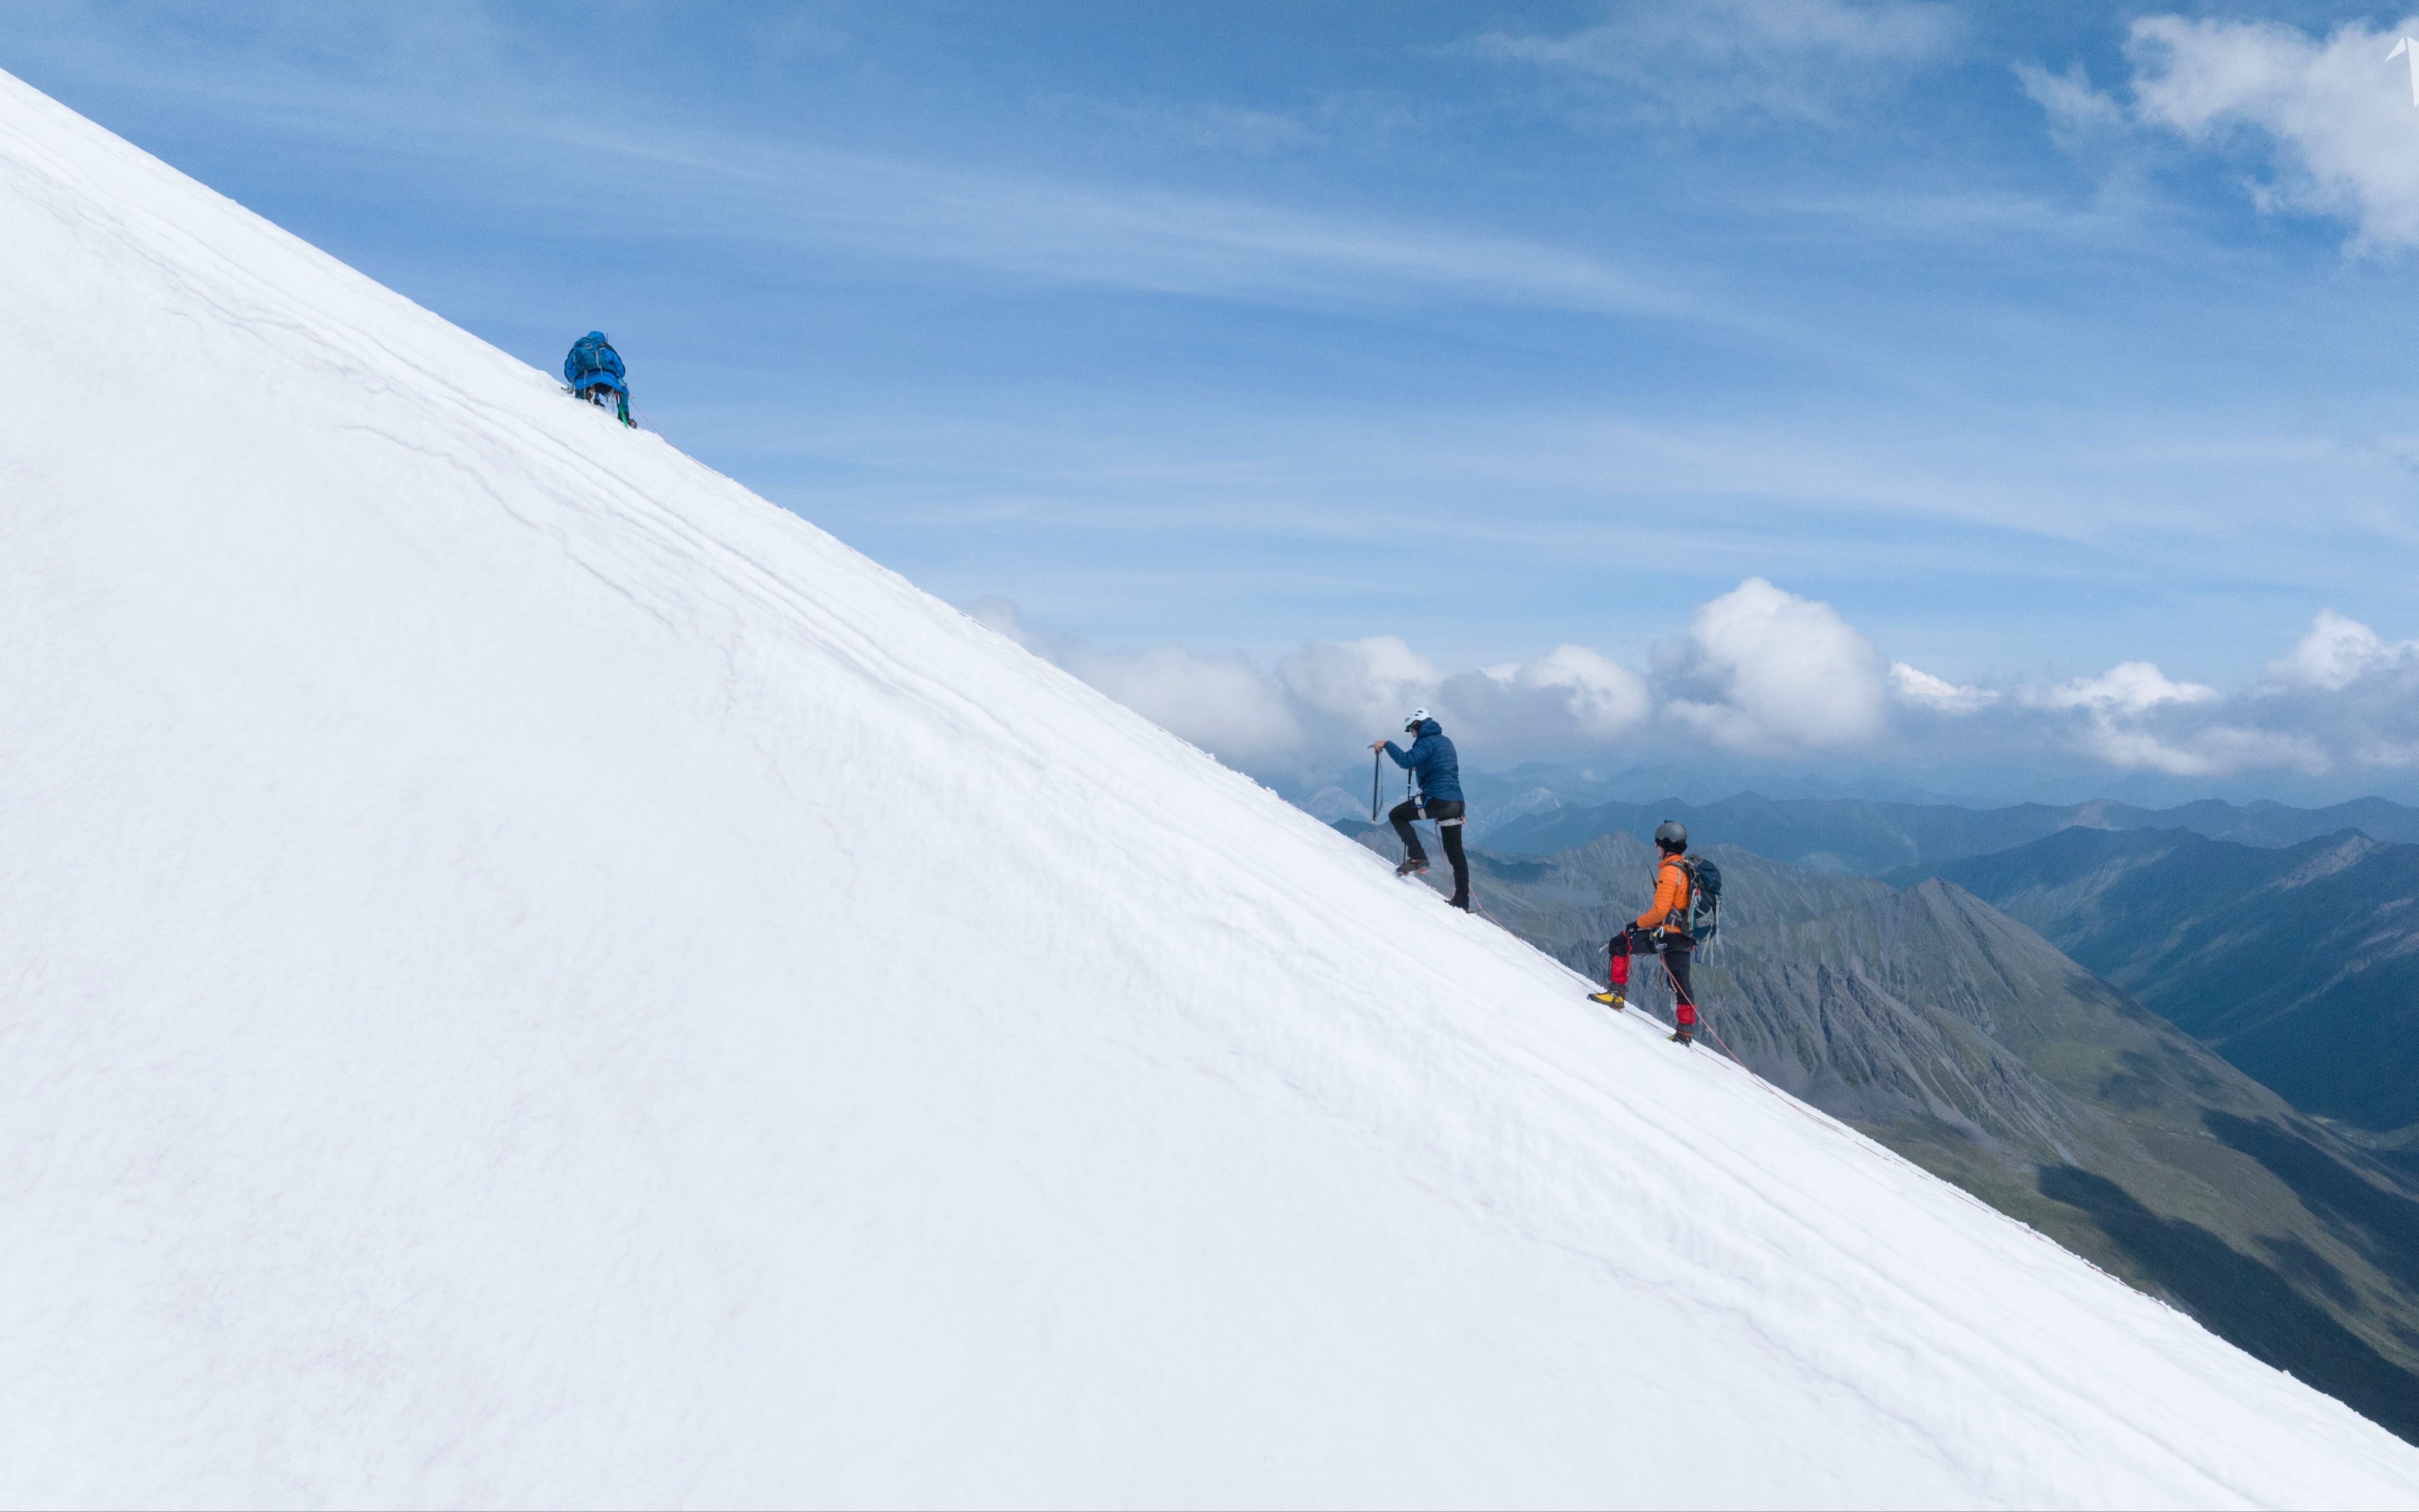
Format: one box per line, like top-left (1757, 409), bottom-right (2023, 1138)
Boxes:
top-left (0, 70), bottom-right (2413, 1509)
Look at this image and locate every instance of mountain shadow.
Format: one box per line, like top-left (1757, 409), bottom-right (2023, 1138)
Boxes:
top-left (2205, 1113), bottom-right (2419, 1297)
top-left (1906, 826), bottom-right (2419, 1137)
top-left (2039, 1165), bottom-right (2419, 1443)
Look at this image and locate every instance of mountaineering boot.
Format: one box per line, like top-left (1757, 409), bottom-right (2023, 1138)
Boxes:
top-left (1449, 890), bottom-right (1471, 911)
top-left (1586, 989), bottom-right (1625, 1010)
top-left (1395, 856), bottom-right (1430, 877)
top-left (1669, 1029), bottom-right (1693, 1047)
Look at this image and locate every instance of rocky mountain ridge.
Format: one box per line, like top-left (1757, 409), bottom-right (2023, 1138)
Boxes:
top-left (1903, 825), bottom-right (2419, 1143)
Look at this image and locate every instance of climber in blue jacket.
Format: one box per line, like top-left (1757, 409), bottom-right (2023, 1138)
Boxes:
top-left (1372, 710), bottom-right (1470, 910)
top-left (564, 332), bottom-right (632, 426)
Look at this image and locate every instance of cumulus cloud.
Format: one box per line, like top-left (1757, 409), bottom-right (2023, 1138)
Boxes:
top-left (973, 590), bottom-right (2419, 795)
top-left (2038, 661), bottom-right (2216, 713)
top-left (1663, 578), bottom-right (1889, 752)
top-left (1071, 646), bottom-right (1305, 760)
top-left (1276, 636), bottom-right (1441, 729)
top-left (971, 598), bottom-right (1659, 775)
top-left (1890, 661), bottom-right (1999, 713)
top-left (1501, 644), bottom-right (1654, 739)
top-left (968, 597), bottom-right (1303, 760)
top-left (2217, 611), bottom-right (2419, 775)
top-left (2265, 608), bottom-right (2418, 689)
top-left (2037, 15), bottom-right (2419, 251)
top-left (2014, 619), bottom-right (2419, 778)
top-left (2013, 659), bottom-right (2232, 774)
top-left (1470, 0), bottom-right (1961, 128)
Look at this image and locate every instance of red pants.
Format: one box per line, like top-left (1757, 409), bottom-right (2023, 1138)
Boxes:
top-left (1609, 934), bottom-right (1695, 1029)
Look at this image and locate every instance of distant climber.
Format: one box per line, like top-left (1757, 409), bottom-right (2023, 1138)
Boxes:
top-left (1372, 709), bottom-right (1470, 911)
top-left (564, 332), bottom-right (633, 427)
top-left (1589, 819), bottom-right (1703, 1046)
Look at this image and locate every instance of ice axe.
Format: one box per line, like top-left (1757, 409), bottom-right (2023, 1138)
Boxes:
top-left (1370, 749), bottom-right (1382, 822)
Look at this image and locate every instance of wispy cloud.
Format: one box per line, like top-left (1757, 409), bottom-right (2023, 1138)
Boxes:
top-left (1063, 95), bottom-right (1326, 156)
top-left (9, 4), bottom-right (1690, 321)
top-left (606, 136), bottom-right (1685, 315)
top-left (2027, 14), bottom-right (2419, 253)
top-left (1468, 0), bottom-right (1961, 128)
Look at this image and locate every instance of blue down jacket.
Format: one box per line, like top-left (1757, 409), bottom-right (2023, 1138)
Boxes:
top-left (1382, 719), bottom-right (1463, 805)
top-left (563, 332), bottom-right (626, 396)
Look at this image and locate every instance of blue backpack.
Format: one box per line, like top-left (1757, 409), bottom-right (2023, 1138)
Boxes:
top-left (563, 332), bottom-right (626, 395)
top-left (1679, 855), bottom-right (1721, 944)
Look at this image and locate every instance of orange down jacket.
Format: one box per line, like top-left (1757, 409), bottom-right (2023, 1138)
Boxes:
top-left (1635, 855), bottom-right (1694, 940)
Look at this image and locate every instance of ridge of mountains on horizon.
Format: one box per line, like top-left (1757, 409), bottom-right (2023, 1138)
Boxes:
top-left (1295, 753), bottom-right (2419, 820)
top-left (1302, 771), bottom-right (2419, 877)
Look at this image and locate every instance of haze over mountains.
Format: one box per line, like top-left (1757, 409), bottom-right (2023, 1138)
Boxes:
top-left (1471, 786), bottom-right (2419, 875)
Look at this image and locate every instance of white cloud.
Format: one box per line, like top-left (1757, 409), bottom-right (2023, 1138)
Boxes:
top-left (2078, 723), bottom-right (2329, 778)
top-left (2014, 60), bottom-right (2130, 151)
top-left (1504, 644), bottom-right (1653, 739)
top-left (1665, 578), bottom-right (1890, 752)
top-left (18, 7), bottom-right (1683, 322)
top-left (2039, 661), bottom-right (2216, 713)
top-left (973, 598), bottom-right (1661, 772)
top-left (969, 598), bottom-right (1302, 760)
top-left (1277, 637), bottom-right (1441, 730)
top-left (2025, 654), bottom-right (2345, 778)
top-left (1083, 98), bottom-right (1322, 156)
top-left (2265, 608), bottom-right (2414, 690)
top-left (1890, 661), bottom-right (1999, 713)
top-left (975, 592), bottom-right (2419, 793)
top-left (1072, 646), bottom-right (1305, 761)
top-left (1473, 0), bottom-right (1961, 127)
top-left (2105, 15), bottom-right (2419, 250)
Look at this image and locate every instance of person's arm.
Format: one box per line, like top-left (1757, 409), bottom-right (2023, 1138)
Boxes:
top-left (1635, 860), bottom-right (1684, 931)
top-left (1378, 739), bottom-right (1415, 767)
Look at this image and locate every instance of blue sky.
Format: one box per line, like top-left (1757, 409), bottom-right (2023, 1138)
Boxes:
top-left (12, 2), bottom-right (2419, 800)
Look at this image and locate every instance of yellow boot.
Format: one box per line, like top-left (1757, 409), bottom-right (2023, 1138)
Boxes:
top-left (1586, 989), bottom-right (1625, 1010)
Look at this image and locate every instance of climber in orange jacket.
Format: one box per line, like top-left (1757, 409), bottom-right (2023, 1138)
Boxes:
top-left (1588, 819), bottom-right (1698, 1046)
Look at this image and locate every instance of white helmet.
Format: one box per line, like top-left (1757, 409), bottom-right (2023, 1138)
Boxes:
top-left (1405, 707), bottom-right (1431, 731)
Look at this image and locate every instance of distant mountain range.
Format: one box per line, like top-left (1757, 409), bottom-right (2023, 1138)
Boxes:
top-left (1341, 820), bottom-right (2419, 1442)
top-left (1291, 761), bottom-right (1993, 823)
top-left (1900, 826), bottom-right (2419, 1147)
top-left (1475, 791), bottom-right (2419, 874)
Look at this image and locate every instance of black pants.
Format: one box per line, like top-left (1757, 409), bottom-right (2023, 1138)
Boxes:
top-left (1611, 931), bottom-right (1696, 1030)
top-left (1389, 798), bottom-right (1469, 903)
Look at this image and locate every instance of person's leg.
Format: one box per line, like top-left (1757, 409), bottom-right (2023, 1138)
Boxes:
top-left (1387, 799), bottom-right (1428, 866)
top-left (1434, 802), bottom-right (1470, 906)
top-left (1590, 930), bottom-right (1632, 1006)
top-left (1664, 946), bottom-right (1697, 1040)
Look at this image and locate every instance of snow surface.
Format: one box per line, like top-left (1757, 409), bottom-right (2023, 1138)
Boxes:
top-left (1, 69), bottom-right (2413, 1509)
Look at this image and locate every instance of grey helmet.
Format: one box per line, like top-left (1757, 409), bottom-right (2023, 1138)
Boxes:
top-left (1653, 819), bottom-right (1688, 851)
